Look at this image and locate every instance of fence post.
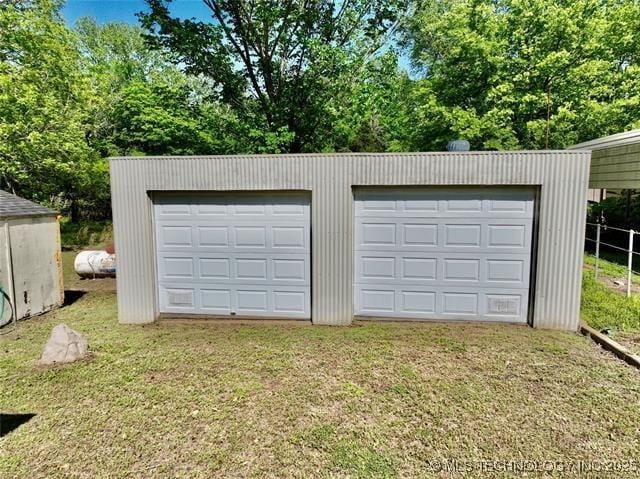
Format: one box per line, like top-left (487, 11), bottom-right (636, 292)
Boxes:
top-left (595, 223), bottom-right (601, 280)
top-left (628, 229), bottom-right (635, 298)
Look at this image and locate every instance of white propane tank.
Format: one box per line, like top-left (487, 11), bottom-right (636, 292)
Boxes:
top-left (74, 251), bottom-right (116, 278)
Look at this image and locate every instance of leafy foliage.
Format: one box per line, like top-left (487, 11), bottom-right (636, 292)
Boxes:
top-left (402, 0), bottom-right (640, 150)
top-left (4, 0), bottom-right (640, 220)
top-left (139, 0), bottom-right (408, 152)
top-left (0, 0), bottom-right (100, 210)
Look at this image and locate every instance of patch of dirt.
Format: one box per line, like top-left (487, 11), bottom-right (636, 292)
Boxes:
top-left (583, 263), bottom-right (640, 294)
top-left (601, 276), bottom-right (640, 295)
top-left (67, 277), bottom-right (117, 293)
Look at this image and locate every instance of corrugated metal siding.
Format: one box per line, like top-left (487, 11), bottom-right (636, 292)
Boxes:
top-left (110, 151), bottom-right (590, 330)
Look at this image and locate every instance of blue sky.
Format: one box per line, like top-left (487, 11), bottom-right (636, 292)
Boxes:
top-left (62, 0), bottom-right (212, 26)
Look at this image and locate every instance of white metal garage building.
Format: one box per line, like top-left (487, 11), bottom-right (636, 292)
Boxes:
top-left (110, 151), bottom-right (590, 330)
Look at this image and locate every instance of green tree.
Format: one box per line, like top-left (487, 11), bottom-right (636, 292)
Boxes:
top-left (75, 17), bottom-right (179, 157)
top-left (112, 76), bottom-right (243, 155)
top-left (332, 52), bottom-right (412, 152)
top-left (139, 0), bottom-right (407, 153)
top-left (0, 0), bottom-right (103, 218)
top-left (402, 0), bottom-right (640, 151)
top-left (75, 17), bottom-right (248, 157)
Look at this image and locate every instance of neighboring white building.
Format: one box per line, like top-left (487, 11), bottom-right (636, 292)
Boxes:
top-left (0, 190), bottom-right (64, 325)
top-left (570, 129), bottom-right (640, 201)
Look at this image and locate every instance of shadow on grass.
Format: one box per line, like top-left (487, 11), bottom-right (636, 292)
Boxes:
top-left (0, 413), bottom-right (36, 437)
top-left (63, 290), bottom-right (85, 307)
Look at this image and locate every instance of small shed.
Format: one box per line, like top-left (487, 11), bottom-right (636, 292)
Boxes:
top-left (0, 190), bottom-right (64, 326)
top-left (110, 151), bottom-right (590, 331)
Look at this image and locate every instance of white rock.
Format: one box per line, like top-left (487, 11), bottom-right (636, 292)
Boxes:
top-left (614, 280), bottom-right (625, 286)
top-left (39, 324), bottom-right (88, 365)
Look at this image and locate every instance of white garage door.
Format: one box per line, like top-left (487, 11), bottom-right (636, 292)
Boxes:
top-left (154, 193), bottom-right (310, 319)
top-left (354, 187), bottom-right (535, 323)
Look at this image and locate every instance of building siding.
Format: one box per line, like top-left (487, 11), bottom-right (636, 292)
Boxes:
top-left (569, 129), bottom-right (640, 189)
top-left (0, 216), bottom-right (63, 323)
top-left (110, 151), bottom-right (590, 330)
top-left (586, 143), bottom-right (640, 189)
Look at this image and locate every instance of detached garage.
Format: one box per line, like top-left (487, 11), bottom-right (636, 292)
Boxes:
top-left (110, 151), bottom-right (590, 330)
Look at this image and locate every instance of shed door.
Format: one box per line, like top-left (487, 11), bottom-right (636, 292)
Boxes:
top-left (354, 187), bottom-right (535, 323)
top-left (154, 193), bottom-right (310, 319)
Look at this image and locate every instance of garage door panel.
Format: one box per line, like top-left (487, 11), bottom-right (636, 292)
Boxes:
top-left (273, 258), bottom-right (307, 281)
top-left (356, 219), bottom-right (532, 253)
top-left (444, 198), bottom-right (483, 213)
top-left (201, 289), bottom-right (232, 311)
top-left (485, 293), bottom-right (523, 318)
top-left (272, 203), bottom-right (306, 215)
top-left (360, 256), bottom-right (396, 280)
top-left (401, 257), bottom-right (438, 280)
top-left (234, 226), bottom-right (267, 247)
top-left (159, 253), bottom-right (309, 286)
top-left (442, 292), bottom-right (479, 315)
top-left (487, 224), bottom-right (526, 248)
top-left (160, 226), bottom-right (193, 247)
top-left (402, 224), bottom-right (438, 246)
top-left (197, 226), bottom-right (229, 247)
top-left (273, 290), bottom-right (307, 313)
top-left (197, 203), bottom-right (228, 215)
top-left (155, 193), bottom-right (310, 318)
top-left (236, 258), bottom-right (268, 280)
top-left (354, 187), bottom-right (534, 323)
top-left (158, 203), bottom-right (192, 216)
top-left (237, 290), bottom-right (268, 312)
top-left (400, 291), bottom-right (436, 314)
top-left (358, 289), bottom-right (396, 314)
top-left (161, 257), bottom-right (195, 279)
top-left (161, 286), bottom-right (196, 311)
top-left (355, 252), bottom-right (529, 288)
top-left (486, 259), bottom-right (525, 283)
top-left (272, 226), bottom-right (306, 248)
top-left (444, 224), bottom-right (481, 247)
top-left (356, 188), bottom-right (533, 217)
top-left (443, 258), bottom-right (480, 281)
top-left (200, 258), bottom-right (231, 279)
top-left (354, 285), bottom-right (529, 321)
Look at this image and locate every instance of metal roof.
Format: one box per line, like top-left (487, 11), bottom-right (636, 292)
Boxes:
top-left (569, 129), bottom-right (640, 151)
top-left (0, 190), bottom-right (56, 219)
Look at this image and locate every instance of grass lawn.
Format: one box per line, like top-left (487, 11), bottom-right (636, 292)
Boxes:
top-left (59, 218), bottom-right (113, 250)
top-left (2, 291), bottom-right (640, 478)
top-left (582, 254), bottom-right (640, 354)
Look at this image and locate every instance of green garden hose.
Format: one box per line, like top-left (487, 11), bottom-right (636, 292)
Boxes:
top-left (0, 283), bottom-right (15, 333)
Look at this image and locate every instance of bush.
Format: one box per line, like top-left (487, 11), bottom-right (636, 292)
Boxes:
top-left (59, 219), bottom-right (113, 249)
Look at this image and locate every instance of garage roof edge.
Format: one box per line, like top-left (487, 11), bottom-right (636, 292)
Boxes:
top-left (108, 150), bottom-right (589, 161)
